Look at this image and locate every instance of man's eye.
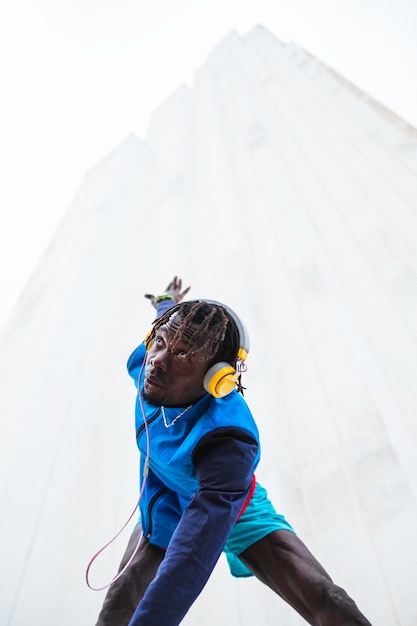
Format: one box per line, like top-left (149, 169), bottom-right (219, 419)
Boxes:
top-left (176, 350), bottom-right (188, 360)
top-left (155, 336), bottom-right (164, 345)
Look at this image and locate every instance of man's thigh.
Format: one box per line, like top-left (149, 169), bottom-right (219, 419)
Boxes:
top-left (239, 530), bottom-right (370, 626)
top-left (95, 524), bottom-right (165, 626)
top-left (240, 529), bottom-right (331, 598)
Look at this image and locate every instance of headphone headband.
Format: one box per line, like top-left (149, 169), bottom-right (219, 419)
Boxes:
top-left (199, 299), bottom-right (250, 362)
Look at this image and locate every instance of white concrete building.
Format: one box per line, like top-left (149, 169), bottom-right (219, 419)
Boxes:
top-left (1, 25), bottom-right (417, 625)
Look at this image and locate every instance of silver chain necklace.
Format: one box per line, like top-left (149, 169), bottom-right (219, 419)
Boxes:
top-left (161, 405), bottom-right (192, 428)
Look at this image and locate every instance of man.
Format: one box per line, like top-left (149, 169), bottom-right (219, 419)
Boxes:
top-left (95, 277), bottom-right (371, 625)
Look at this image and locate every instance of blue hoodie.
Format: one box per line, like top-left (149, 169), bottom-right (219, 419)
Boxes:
top-left (126, 337), bottom-right (260, 625)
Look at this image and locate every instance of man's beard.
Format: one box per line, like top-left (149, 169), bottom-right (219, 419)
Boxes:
top-left (142, 388), bottom-right (163, 407)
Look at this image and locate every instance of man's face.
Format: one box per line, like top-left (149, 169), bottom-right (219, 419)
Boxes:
top-left (143, 322), bottom-right (210, 407)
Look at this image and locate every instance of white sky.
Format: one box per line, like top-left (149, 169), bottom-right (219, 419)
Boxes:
top-left (1, 0), bottom-right (416, 332)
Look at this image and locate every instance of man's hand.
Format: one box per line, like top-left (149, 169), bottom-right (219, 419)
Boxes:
top-left (144, 276), bottom-right (191, 308)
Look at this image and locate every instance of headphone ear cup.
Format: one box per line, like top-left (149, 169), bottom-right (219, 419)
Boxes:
top-left (203, 362), bottom-right (239, 398)
top-left (145, 330), bottom-right (153, 351)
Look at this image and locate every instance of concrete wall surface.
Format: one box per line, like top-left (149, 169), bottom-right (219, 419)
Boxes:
top-left (1, 25), bottom-right (417, 625)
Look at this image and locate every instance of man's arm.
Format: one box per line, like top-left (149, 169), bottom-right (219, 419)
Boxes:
top-left (127, 429), bottom-right (258, 626)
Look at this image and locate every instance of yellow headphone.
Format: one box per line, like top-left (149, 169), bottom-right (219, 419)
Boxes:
top-left (201, 300), bottom-right (249, 398)
top-left (145, 299), bottom-right (249, 399)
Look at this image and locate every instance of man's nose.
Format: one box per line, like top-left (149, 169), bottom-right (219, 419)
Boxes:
top-left (150, 348), bottom-right (169, 371)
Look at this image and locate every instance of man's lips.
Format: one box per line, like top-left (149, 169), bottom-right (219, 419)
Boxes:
top-left (144, 375), bottom-right (163, 390)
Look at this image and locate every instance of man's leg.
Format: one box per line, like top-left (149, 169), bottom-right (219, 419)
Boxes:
top-left (95, 524), bottom-right (165, 626)
top-left (239, 530), bottom-right (371, 626)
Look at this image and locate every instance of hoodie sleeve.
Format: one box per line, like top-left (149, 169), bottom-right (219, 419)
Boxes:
top-left (127, 427), bottom-right (258, 626)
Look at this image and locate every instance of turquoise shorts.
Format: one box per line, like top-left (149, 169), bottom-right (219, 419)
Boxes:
top-left (223, 482), bottom-right (295, 577)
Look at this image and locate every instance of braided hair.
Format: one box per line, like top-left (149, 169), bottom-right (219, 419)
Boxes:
top-left (147, 300), bottom-right (245, 393)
